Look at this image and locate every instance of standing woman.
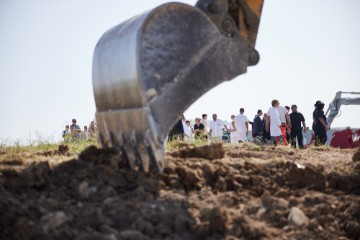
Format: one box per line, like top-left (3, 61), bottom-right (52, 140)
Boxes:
top-left (227, 115), bottom-right (238, 143)
top-left (193, 118), bottom-right (205, 140)
top-left (88, 121), bottom-right (97, 138)
top-left (313, 101), bottom-right (329, 146)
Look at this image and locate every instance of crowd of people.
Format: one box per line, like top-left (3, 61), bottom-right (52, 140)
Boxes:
top-left (168, 99), bottom-right (329, 148)
top-left (62, 119), bottom-right (97, 142)
top-left (64, 100), bottom-right (329, 147)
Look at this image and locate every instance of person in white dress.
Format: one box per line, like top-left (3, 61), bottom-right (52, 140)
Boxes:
top-left (234, 108), bottom-right (249, 142)
top-left (209, 113), bottom-right (226, 142)
top-left (226, 115), bottom-right (238, 143)
top-left (183, 120), bottom-right (193, 140)
top-left (200, 114), bottom-right (210, 139)
top-left (266, 99), bottom-right (282, 145)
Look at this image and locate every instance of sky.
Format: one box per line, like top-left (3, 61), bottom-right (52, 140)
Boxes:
top-left (0, 0), bottom-right (359, 144)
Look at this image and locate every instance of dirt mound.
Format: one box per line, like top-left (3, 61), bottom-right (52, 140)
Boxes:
top-left (0, 144), bottom-right (359, 239)
top-left (169, 142), bottom-right (225, 160)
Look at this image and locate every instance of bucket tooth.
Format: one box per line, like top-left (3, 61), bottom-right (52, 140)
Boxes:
top-left (130, 130), bottom-right (150, 173)
top-left (145, 129), bottom-right (164, 173)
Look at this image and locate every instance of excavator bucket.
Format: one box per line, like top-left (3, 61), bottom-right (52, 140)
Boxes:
top-left (92, 0), bottom-right (264, 172)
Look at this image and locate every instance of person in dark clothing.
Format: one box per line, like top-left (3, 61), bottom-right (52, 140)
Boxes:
top-left (168, 115), bottom-right (185, 141)
top-left (193, 118), bottom-right (205, 140)
top-left (262, 113), bottom-right (271, 142)
top-left (285, 106), bottom-right (291, 143)
top-left (253, 109), bottom-right (263, 137)
top-left (313, 101), bottom-right (329, 146)
top-left (312, 100), bottom-right (322, 130)
top-left (289, 105), bottom-right (306, 148)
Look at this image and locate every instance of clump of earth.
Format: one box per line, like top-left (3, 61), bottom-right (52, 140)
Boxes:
top-left (0, 143), bottom-right (359, 239)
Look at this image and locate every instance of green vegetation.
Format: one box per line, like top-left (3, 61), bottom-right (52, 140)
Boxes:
top-left (0, 136), bottom-right (98, 160)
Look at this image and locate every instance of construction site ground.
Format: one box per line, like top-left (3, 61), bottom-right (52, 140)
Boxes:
top-left (1, 142), bottom-right (360, 240)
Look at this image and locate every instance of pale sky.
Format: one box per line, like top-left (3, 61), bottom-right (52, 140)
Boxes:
top-left (0, 0), bottom-right (359, 144)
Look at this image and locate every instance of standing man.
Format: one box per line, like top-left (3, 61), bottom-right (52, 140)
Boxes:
top-left (289, 105), bottom-right (306, 148)
top-left (200, 114), bottom-right (210, 140)
top-left (209, 113), bottom-right (226, 142)
top-left (70, 119), bottom-right (81, 138)
top-left (266, 100), bottom-right (282, 145)
top-left (252, 109), bottom-right (263, 138)
top-left (234, 108), bottom-right (249, 142)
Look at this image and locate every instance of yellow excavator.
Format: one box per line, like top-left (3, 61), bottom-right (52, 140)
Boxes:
top-left (92, 0), bottom-right (264, 172)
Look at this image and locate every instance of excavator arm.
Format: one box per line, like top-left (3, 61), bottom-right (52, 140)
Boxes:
top-left (325, 91), bottom-right (360, 128)
top-left (92, 0), bottom-right (264, 172)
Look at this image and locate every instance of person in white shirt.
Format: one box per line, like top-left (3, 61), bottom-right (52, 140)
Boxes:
top-left (183, 120), bottom-right (193, 140)
top-left (266, 99), bottom-right (282, 145)
top-left (181, 114), bottom-right (187, 130)
top-left (200, 114), bottom-right (210, 139)
top-left (234, 108), bottom-right (249, 142)
top-left (209, 113), bottom-right (225, 142)
top-left (226, 115), bottom-right (238, 143)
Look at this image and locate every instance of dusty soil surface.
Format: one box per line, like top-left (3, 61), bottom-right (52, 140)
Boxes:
top-left (1, 143), bottom-right (360, 240)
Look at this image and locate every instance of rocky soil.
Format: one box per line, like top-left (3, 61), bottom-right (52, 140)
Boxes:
top-left (0, 143), bottom-right (360, 240)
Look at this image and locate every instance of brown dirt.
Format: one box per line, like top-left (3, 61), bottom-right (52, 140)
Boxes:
top-left (353, 147), bottom-right (360, 162)
top-left (1, 143), bottom-right (360, 240)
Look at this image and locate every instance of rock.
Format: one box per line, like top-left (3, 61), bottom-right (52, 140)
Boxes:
top-left (78, 181), bottom-right (90, 199)
top-left (344, 221), bottom-right (360, 239)
top-left (132, 218), bottom-right (154, 237)
top-left (208, 207), bottom-right (228, 233)
top-left (288, 207), bottom-right (309, 226)
top-left (119, 230), bottom-right (145, 240)
top-left (78, 232), bottom-right (117, 240)
top-left (104, 186), bottom-right (116, 197)
top-left (274, 189), bottom-right (289, 198)
top-left (261, 190), bottom-right (288, 211)
top-left (256, 207), bottom-right (267, 219)
top-left (41, 211), bottom-right (68, 234)
top-left (214, 176), bottom-right (227, 192)
top-left (234, 174), bottom-right (250, 185)
top-left (199, 208), bottom-right (212, 222)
